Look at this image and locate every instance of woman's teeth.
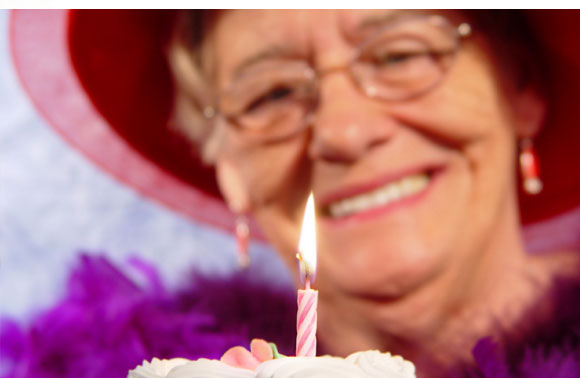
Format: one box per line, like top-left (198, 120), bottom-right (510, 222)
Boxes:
top-left (328, 174), bottom-right (430, 218)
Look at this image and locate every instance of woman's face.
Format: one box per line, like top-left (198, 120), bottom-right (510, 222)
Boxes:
top-left (208, 10), bottom-right (537, 299)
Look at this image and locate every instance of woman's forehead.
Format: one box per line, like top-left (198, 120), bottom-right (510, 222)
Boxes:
top-left (213, 9), bottom-right (445, 37)
top-left (212, 10), bottom-right (417, 54)
top-left (208, 10), bottom-right (465, 82)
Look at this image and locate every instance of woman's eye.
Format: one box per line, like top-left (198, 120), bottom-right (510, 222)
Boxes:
top-left (376, 51), bottom-right (424, 66)
top-left (245, 86), bottom-right (293, 113)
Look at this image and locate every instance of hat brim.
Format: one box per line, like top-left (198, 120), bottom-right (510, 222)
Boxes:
top-left (9, 9), bottom-right (258, 237)
top-left (10, 9), bottom-right (580, 229)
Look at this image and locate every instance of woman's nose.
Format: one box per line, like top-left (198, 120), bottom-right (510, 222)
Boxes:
top-left (308, 74), bottom-right (397, 163)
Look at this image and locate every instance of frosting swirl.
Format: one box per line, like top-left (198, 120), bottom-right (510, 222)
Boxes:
top-left (346, 351), bottom-right (416, 378)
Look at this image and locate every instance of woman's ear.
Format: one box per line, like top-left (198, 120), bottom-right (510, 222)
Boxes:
top-left (512, 84), bottom-right (546, 139)
top-left (215, 156), bottom-right (251, 214)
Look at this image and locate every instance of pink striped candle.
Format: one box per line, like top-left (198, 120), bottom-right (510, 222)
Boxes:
top-left (296, 280), bottom-right (318, 357)
top-left (296, 193), bottom-right (318, 357)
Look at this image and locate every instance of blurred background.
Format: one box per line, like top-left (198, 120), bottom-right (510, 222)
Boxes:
top-left (0, 9), bottom-right (292, 321)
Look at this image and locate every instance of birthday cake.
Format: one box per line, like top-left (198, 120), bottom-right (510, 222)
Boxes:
top-left (128, 350), bottom-right (416, 378)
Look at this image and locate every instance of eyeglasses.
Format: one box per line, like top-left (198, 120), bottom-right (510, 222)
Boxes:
top-left (205, 15), bottom-right (471, 143)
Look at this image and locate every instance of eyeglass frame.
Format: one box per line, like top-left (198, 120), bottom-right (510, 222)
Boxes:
top-left (203, 14), bottom-right (472, 144)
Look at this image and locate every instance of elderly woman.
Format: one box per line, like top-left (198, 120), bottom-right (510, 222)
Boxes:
top-left (166, 10), bottom-right (580, 376)
top-left (4, 9), bottom-right (580, 378)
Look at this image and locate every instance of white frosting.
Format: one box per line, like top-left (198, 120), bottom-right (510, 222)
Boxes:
top-left (346, 351), bottom-right (416, 378)
top-left (128, 351), bottom-right (416, 378)
top-left (167, 360), bottom-right (254, 378)
top-left (129, 358), bottom-right (190, 378)
top-left (255, 351), bottom-right (415, 378)
top-left (256, 356), bottom-right (376, 378)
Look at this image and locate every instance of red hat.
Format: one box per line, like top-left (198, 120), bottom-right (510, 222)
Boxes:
top-left (9, 9), bottom-right (580, 235)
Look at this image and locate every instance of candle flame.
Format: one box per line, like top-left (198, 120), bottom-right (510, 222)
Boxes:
top-left (298, 193), bottom-right (317, 282)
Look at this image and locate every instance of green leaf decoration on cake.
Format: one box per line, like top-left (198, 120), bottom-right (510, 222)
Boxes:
top-left (269, 343), bottom-right (286, 359)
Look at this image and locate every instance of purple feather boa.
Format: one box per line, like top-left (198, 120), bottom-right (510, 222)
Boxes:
top-left (0, 254), bottom-right (296, 378)
top-left (1, 254), bottom-right (580, 377)
top-left (467, 275), bottom-right (580, 378)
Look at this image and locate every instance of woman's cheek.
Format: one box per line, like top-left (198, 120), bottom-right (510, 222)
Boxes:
top-left (390, 42), bottom-right (506, 147)
top-left (238, 137), bottom-right (311, 210)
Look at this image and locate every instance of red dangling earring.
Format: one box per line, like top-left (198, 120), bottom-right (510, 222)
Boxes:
top-left (519, 138), bottom-right (543, 195)
top-left (236, 215), bottom-right (250, 268)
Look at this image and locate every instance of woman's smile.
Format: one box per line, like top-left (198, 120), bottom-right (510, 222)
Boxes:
top-left (318, 164), bottom-right (445, 224)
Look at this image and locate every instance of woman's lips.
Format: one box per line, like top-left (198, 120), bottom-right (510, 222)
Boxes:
top-left (318, 165), bottom-right (445, 224)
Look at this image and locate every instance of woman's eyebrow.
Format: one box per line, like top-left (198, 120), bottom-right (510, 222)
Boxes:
top-left (356, 9), bottom-right (427, 31)
top-left (233, 45), bottom-right (295, 78)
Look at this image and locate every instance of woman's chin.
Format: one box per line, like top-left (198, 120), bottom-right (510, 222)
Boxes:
top-left (315, 200), bottom-right (457, 300)
top-left (318, 246), bottom-right (444, 300)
